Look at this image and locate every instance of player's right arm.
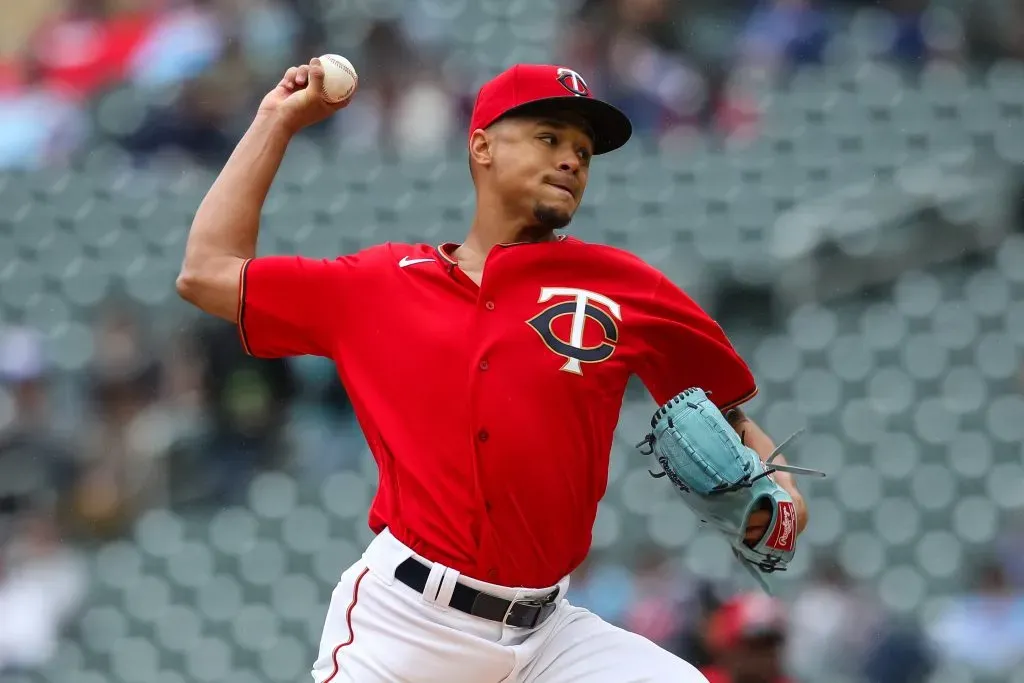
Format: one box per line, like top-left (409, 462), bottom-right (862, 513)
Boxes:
top-left (176, 58), bottom-right (348, 324)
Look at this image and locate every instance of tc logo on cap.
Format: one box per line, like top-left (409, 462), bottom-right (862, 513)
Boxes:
top-left (556, 68), bottom-right (590, 97)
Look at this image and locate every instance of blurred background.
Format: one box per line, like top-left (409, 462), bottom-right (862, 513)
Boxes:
top-left (2, 0), bottom-right (1024, 682)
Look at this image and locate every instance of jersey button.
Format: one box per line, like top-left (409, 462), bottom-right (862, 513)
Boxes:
top-left (477, 429), bottom-right (489, 442)
top-left (488, 568), bottom-right (499, 580)
top-left (485, 301), bottom-right (495, 311)
top-left (479, 360), bottom-right (489, 371)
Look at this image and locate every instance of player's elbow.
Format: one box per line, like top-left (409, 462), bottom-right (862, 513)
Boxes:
top-left (175, 268), bottom-right (202, 306)
top-left (175, 255), bottom-right (245, 322)
top-left (175, 268), bottom-right (226, 318)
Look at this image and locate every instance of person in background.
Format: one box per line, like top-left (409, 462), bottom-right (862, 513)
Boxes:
top-left (0, 327), bottom-right (87, 674)
top-left (71, 305), bottom-right (164, 538)
top-left (785, 555), bottom-right (881, 682)
top-left (0, 507), bottom-right (87, 674)
top-left (700, 592), bottom-right (791, 683)
top-left (565, 553), bottom-right (635, 628)
top-left (621, 545), bottom-right (694, 656)
top-left (927, 556), bottom-right (1024, 674)
top-left (0, 326), bottom-right (79, 532)
top-left (193, 318), bottom-right (297, 502)
top-left (736, 0), bottom-right (831, 78)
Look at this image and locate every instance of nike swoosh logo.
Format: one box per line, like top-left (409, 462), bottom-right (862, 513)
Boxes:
top-left (399, 256), bottom-right (435, 268)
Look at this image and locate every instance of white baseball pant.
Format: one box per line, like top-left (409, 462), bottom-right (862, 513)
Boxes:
top-left (310, 528), bottom-right (708, 683)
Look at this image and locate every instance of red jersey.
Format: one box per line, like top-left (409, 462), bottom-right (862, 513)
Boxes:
top-left (238, 236), bottom-right (756, 588)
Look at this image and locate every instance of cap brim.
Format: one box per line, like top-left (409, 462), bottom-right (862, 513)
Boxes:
top-left (496, 96), bottom-right (633, 155)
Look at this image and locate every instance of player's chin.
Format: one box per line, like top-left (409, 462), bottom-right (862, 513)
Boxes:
top-left (532, 202), bottom-right (574, 231)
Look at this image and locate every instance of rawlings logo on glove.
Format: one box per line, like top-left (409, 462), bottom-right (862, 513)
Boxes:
top-left (637, 388), bottom-right (825, 592)
top-left (765, 501), bottom-right (797, 553)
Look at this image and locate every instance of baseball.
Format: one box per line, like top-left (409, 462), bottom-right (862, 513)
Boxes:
top-left (317, 54), bottom-right (358, 104)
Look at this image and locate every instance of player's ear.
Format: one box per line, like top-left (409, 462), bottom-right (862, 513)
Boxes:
top-left (469, 129), bottom-right (494, 172)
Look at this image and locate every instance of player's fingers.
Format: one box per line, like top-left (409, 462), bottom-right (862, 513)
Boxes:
top-left (280, 66), bottom-right (299, 90)
top-left (307, 57), bottom-right (325, 87)
top-left (744, 507), bottom-right (772, 544)
top-left (295, 64), bottom-right (310, 87)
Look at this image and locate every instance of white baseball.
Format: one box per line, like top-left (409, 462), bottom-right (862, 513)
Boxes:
top-left (317, 54), bottom-right (358, 104)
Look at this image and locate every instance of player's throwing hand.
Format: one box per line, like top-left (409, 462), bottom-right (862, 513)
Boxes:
top-left (258, 58), bottom-right (349, 134)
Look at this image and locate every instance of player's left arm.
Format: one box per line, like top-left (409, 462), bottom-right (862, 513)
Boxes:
top-left (634, 274), bottom-right (808, 535)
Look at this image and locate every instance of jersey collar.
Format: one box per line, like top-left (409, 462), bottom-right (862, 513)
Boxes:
top-left (435, 234), bottom-right (569, 266)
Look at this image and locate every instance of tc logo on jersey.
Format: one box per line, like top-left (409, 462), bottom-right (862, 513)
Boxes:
top-left (556, 68), bottom-right (591, 98)
top-left (527, 287), bottom-right (621, 375)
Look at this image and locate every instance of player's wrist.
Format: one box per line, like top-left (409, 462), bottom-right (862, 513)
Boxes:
top-left (252, 109), bottom-right (300, 139)
top-left (789, 490), bottom-right (808, 535)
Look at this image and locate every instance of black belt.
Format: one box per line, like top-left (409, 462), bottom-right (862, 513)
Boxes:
top-left (394, 557), bottom-right (560, 629)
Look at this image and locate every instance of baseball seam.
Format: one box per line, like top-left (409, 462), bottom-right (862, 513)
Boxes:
top-left (320, 56), bottom-right (358, 103)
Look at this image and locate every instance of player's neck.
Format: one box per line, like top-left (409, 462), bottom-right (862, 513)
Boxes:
top-left (458, 210), bottom-right (554, 266)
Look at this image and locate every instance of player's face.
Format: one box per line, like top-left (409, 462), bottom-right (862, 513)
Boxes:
top-left (491, 114), bottom-right (594, 231)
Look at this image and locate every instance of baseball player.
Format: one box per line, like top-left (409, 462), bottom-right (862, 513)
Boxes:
top-left (176, 58), bottom-right (811, 682)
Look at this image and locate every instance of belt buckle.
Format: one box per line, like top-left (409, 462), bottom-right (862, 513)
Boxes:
top-left (501, 590), bottom-right (557, 629)
top-left (502, 598), bottom-right (543, 629)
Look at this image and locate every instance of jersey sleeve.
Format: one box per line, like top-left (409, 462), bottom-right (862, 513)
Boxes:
top-left (238, 246), bottom-right (385, 359)
top-left (635, 275), bottom-right (758, 410)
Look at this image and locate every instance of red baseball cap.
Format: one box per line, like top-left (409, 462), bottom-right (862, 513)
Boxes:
top-left (706, 593), bottom-right (787, 651)
top-left (468, 64), bottom-right (632, 155)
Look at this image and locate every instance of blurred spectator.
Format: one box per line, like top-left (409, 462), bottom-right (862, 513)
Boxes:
top-left (785, 555), bottom-right (884, 682)
top-left (927, 557), bottom-right (1024, 674)
top-left (621, 545), bottom-right (698, 655)
top-left (126, 0), bottom-right (299, 89)
top-left (566, 554), bottom-right (636, 627)
top-left (286, 353), bottom-right (365, 479)
top-left (0, 328), bottom-right (86, 675)
top-left (186, 319), bottom-right (297, 503)
top-left (332, 18), bottom-right (457, 158)
top-left (563, 0), bottom-right (709, 139)
top-left (0, 509), bottom-right (87, 674)
top-left (230, 0), bottom-right (302, 80)
top-left (848, 0), bottom-right (964, 68)
top-left (0, 327), bottom-right (79, 534)
top-left (966, 0), bottom-right (1024, 63)
top-left (996, 511), bottom-right (1024, 588)
top-left (0, 57), bottom-right (89, 170)
top-left (69, 305), bottom-right (166, 538)
top-left (700, 64), bottom-right (761, 143)
top-left (700, 592), bottom-right (791, 683)
top-left (861, 618), bottom-right (934, 683)
top-left (0, 0), bottom-right (992, 167)
top-left (122, 40), bottom-right (249, 165)
top-left (125, 0), bottom-right (225, 90)
top-left (736, 0), bottom-right (831, 77)
top-left (26, 0), bottom-right (156, 101)
top-left (392, 68), bottom-right (459, 159)
top-left (883, 0), bottom-right (931, 64)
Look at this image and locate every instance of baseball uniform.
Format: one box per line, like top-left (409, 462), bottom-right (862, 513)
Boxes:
top-left (237, 64), bottom-right (758, 682)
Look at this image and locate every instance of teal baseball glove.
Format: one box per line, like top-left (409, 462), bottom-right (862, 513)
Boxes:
top-left (636, 387), bottom-right (825, 593)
